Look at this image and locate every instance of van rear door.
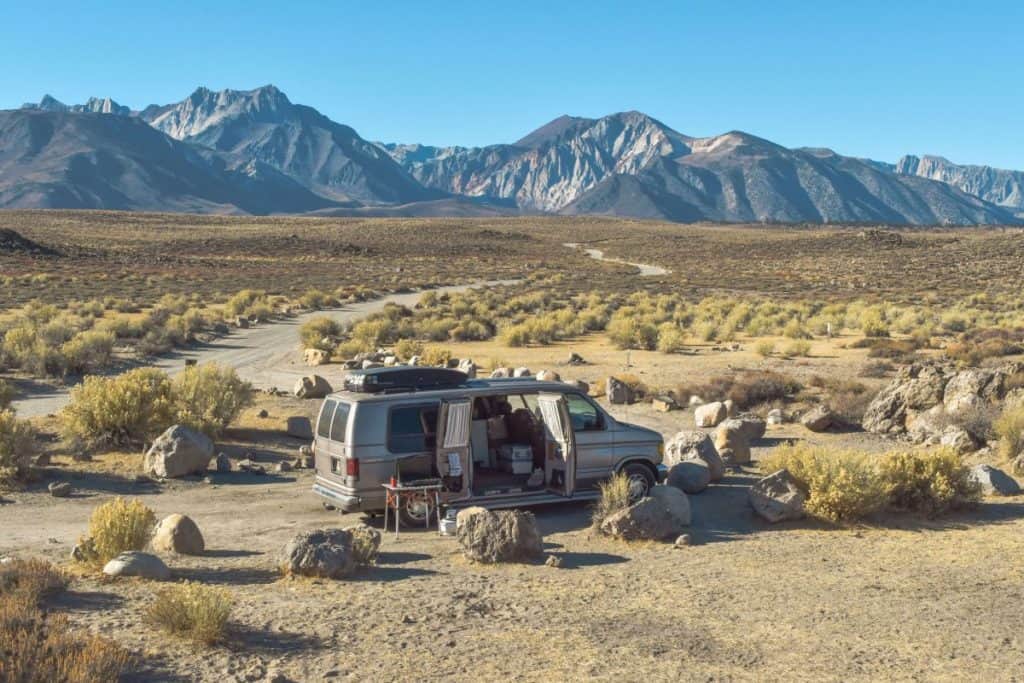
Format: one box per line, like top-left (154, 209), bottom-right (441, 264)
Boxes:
top-left (435, 398), bottom-right (472, 500)
top-left (314, 399), bottom-right (337, 476)
top-left (538, 392), bottom-right (576, 497)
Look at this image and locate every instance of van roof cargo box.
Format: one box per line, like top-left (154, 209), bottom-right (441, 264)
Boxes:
top-left (342, 366), bottom-right (468, 394)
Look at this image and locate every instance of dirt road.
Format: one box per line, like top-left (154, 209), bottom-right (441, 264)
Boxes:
top-left (564, 242), bottom-right (670, 276)
top-left (11, 281), bottom-right (515, 419)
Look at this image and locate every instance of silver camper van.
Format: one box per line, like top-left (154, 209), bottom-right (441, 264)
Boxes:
top-left (311, 366), bottom-right (665, 526)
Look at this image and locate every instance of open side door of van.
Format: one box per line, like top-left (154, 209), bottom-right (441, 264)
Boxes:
top-left (538, 392), bottom-right (576, 497)
top-left (436, 398), bottom-right (472, 500)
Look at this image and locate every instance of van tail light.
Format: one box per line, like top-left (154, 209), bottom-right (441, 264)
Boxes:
top-left (346, 458), bottom-right (360, 478)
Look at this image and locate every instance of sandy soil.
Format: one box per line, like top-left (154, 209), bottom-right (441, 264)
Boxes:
top-left (3, 392), bottom-right (1023, 682)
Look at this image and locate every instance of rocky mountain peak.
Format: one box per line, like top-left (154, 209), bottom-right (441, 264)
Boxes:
top-left (146, 84), bottom-right (294, 140)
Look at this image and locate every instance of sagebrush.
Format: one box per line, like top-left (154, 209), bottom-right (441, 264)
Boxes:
top-left (75, 497), bottom-right (156, 567)
top-left (147, 582), bottom-right (233, 644)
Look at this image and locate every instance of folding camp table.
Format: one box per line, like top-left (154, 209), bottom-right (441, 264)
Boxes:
top-left (382, 480), bottom-right (444, 539)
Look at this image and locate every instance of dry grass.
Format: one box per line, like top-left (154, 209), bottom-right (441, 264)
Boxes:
top-left (147, 582), bottom-right (234, 645)
top-left (879, 448), bottom-right (981, 516)
top-left (75, 497), bottom-right (156, 568)
top-left (995, 404), bottom-right (1024, 460)
top-left (0, 558), bottom-right (132, 681)
top-left (591, 472), bottom-right (632, 528)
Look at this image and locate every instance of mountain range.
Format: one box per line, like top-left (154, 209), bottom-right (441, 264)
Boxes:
top-left (2, 85), bottom-right (1020, 225)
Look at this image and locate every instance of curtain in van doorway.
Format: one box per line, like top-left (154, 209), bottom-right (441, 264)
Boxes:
top-left (539, 399), bottom-right (566, 444)
top-left (442, 401), bottom-right (471, 448)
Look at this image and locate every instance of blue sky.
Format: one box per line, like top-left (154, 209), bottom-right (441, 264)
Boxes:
top-left (2, 1), bottom-right (1021, 168)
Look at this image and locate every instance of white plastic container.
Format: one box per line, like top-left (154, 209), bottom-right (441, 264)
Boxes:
top-left (498, 444), bottom-right (534, 475)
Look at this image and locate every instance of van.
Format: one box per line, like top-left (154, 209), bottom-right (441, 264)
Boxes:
top-left (311, 366), bottom-right (666, 526)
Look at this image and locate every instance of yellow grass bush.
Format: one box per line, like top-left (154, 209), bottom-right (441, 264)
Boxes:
top-left (784, 340), bottom-right (812, 357)
top-left (995, 404), bottom-right (1024, 460)
top-left (299, 316), bottom-right (344, 351)
top-left (147, 582), bottom-right (233, 644)
top-left (0, 409), bottom-right (37, 487)
top-left (76, 497), bottom-right (156, 567)
top-left (878, 448), bottom-right (981, 516)
top-left (394, 338), bottom-right (424, 361)
top-left (61, 368), bottom-right (174, 447)
top-left (420, 346), bottom-right (452, 367)
top-left (592, 472), bottom-right (632, 528)
top-left (171, 363), bottom-right (252, 437)
top-left (755, 340), bottom-right (776, 357)
top-left (761, 444), bottom-right (887, 522)
top-left (61, 329), bottom-right (116, 374)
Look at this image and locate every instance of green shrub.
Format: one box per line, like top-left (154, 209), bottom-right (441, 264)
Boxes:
top-left (761, 444), bottom-right (887, 522)
top-left (0, 410), bottom-right (37, 487)
top-left (62, 330), bottom-right (116, 374)
top-left (298, 288), bottom-right (335, 310)
top-left (0, 380), bottom-right (14, 411)
top-left (421, 346), bottom-right (452, 367)
top-left (76, 497), bottom-right (156, 567)
top-left (995, 405), bottom-right (1024, 460)
top-left (61, 368), bottom-right (175, 447)
top-left (879, 448), bottom-right (980, 516)
top-left (754, 340), bottom-right (776, 357)
top-left (171, 364), bottom-right (252, 437)
top-left (656, 325), bottom-right (686, 353)
top-left (299, 317), bottom-right (343, 351)
top-left (783, 340), bottom-right (812, 357)
top-left (394, 338), bottom-right (424, 361)
top-left (224, 289), bottom-right (266, 317)
top-left (147, 582), bottom-right (233, 644)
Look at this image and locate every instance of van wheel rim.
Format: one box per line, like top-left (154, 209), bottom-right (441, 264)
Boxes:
top-left (405, 496), bottom-right (431, 521)
top-left (627, 474), bottom-right (649, 501)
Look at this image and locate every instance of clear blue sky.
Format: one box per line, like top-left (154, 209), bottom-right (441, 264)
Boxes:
top-left (2, 1), bottom-right (1021, 168)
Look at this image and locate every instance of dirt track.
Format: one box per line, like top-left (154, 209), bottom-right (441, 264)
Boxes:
top-left (11, 281), bottom-right (515, 419)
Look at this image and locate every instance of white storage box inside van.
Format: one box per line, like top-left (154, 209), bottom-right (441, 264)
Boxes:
top-left (497, 444), bottom-right (533, 475)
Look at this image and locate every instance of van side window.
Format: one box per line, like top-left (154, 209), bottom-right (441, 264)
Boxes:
top-left (330, 402), bottom-right (351, 442)
top-left (388, 404), bottom-right (439, 454)
top-left (317, 400), bottom-right (337, 439)
top-left (566, 393), bottom-right (604, 432)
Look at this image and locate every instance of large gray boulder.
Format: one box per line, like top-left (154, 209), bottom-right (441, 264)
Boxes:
top-left (144, 425), bottom-right (214, 479)
top-left (969, 464), bottom-right (1021, 496)
top-left (943, 368), bottom-right (1003, 415)
top-left (863, 362), bottom-right (953, 435)
top-left (151, 514), bottom-right (205, 555)
top-left (666, 459), bottom-right (711, 494)
top-left (714, 419), bottom-right (751, 466)
top-left (279, 528), bottom-right (358, 579)
top-left (694, 401), bottom-right (727, 428)
top-left (102, 551), bottom-right (170, 581)
top-left (749, 469), bottom-right (806, 523)
top-left (294, 375), bottom-right (332, 399)
top-left (599, 485), bottom-right (691, 541)
top-left (664, 430), bottom-right (725, 482)
top-left (606, 377), bottom-right (634, 405)
top-left (939, 425), bottom-right (979, 455)
top-left (456, 507), bottom-right (544, 563)
top-left (734, 416), bottom-right (767, 442)
top-left (286, 416), bottom-right (314, 440)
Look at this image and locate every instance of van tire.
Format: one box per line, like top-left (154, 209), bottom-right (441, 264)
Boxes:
top-left (397, 492), bottom-right (436, 529)
top-left (620, 462), bottom-right (655, 503)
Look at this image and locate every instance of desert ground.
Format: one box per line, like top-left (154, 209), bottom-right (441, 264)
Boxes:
top-left (2, 213), bottom-right (1024, 681)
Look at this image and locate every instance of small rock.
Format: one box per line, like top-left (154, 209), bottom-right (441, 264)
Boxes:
top-left (970, 464), bottom-right (1021, 496)
top-left (750, 469), bottom-right (807, 523)
top-left (102, 551), bottom-right (171, 581)
top-left (694, 401), bottom-right (727, 428)
top-left (666, 460), bottom-right (711, 494)
top-left (606, 377), bottom-right (635, 405)
top-left (275, 461), bottom-right (293, 473)
top-left (293, 375), bottom-right (332, 399)
top-left (545, 555), bottom-right (563, 568)
top-left (513, 367), bottom-right (532, 378)
top-left (215, 452), bottom-right (232, 473)
top-left (32, 453), bottom-right (51, 468)
top-left (239, 460), bottom-right (267, 475)
top-left (723, 399), bottom-right (737, 417)
top-left (536, 369), bottom-right (561, 382)
top-left (567, 352), bottom-right (586, 365)
top-left (652, 396), bottom-right (677, 413)
top-left (304, 348), bottom-right (329, 366)
top-left (458, 359), bottom-right (478, 379)
top-left (766, 408), bottom-right (785, 425)
top-left (48, 481), bottom-right (73, 498)
top-left (144, 425), bottom-right (214, 479)
top-left (490, 367), bottom-right (512, 378)
top-left (674, 534), bottom-right (692, 548)
top-left (151, 514), bottom-right (205, 555)
top-left (568, 379), bottom-right (590, 394)
top-left (939, 425), bottom-right (978, 455)
top-left (714, 419), bottom-right (752, 466)
top-left (688, 395), bottom-right (704, 407)
top-left (801, 404), bottom-right (837, 432)
top-left (257, 409), bottom-right (269, 419)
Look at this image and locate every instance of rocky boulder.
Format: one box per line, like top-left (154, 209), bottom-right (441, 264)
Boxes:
top-left (490, 367), bottom-right (512, 378)
top-left (714, 419), bottom-right (752, 466)
top-left (939, 425), bottom-right (979, 455)
top-left (458, 359), bottom-right (477, 379)
top-left (599, 485), bottom-right (691, 541)
top-left (513, 367), bottom-right (532, 378)
top-left (694, 401), bottom-right (727, 428)
top-left (293, 375), bottom-right (332, 399)
top-left (606, 377), bottom-right (635, 405)
top-left (969, 464), bottom-right (1021, 496)
top-left (943, 368), bottom-right (1003, 414)
top-left (801, 405), bottom-right (837, 432)
top-left (734, 416), bottom-right (767, 442)
top-left (456, 508), bottom-right (544, 563)
top-left (651, 396), bottom-right (677, 412)
top-left (862, 362), bottom-right (953, 435)
top-left (666, 460), bottom-right (711, 494)
top-left (279, 528), bottom-right (361, 579)
top-left (144, 425), bottom-right (214, 479)
top-left (303, 348), bottom-right (329, 366)
top-left (766, 409), bottom-right (785, 425)
top-left (749, 469), bottom-right (806, 523)
top-left (664, 431), bottom-right (724, 482)
top-left (536, 369), bottom-right (561, 382)
top-left (102, 551), bottom-right (170, 581)
top-left (151, 514), bottom-right (205, 555)
top-left (48, 481), bottom-right (73, 498)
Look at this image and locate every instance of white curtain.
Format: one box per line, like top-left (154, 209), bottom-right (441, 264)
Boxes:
top-left (442, 401), bottom-right (471, 448)
top-left (539, 398), bottom-right (566, 443)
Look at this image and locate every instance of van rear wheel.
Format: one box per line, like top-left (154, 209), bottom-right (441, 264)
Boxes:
top-left (397, 492), bottom-right (436, 528)
top-left (620, 463), bottom-right (655, 503)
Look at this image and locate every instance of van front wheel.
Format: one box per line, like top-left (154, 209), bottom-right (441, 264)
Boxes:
top-left (398, 492), bottom-right (436, 529)
top-left (620, 463), bottom-right (655, 503)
